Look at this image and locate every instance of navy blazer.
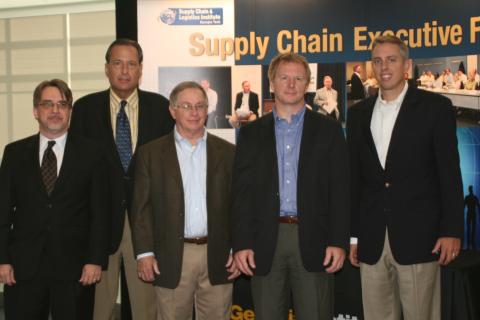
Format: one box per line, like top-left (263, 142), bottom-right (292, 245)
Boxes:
top-left (347, 86), bottom-right (464, 265)
top-left (232, 109), bottom-right (350, 275)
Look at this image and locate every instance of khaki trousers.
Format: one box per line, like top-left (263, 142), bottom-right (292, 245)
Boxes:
top-left (360, 231), bottom-right (440, 320)
top-left (93, 217), bottom-right (156, 320)
top-left (154, 243), bottom-right (232, 320)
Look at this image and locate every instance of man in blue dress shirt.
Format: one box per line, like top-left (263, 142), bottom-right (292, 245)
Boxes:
top-left (232, 53), bottom-right (350, 319)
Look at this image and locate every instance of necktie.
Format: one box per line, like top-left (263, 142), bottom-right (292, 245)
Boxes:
top-left (41, 140), bottom-right (57, 195)
top-left (116, 100), bottom-right (132, 172)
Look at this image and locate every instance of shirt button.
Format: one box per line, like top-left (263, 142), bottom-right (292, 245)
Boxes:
top-left (286, 145), bottom-right (290, 149)
top-left (286, 180), bottom-right (290, 184)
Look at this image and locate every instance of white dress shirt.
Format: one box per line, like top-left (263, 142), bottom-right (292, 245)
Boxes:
top-left (370, 82), bottom-right (409, 169)
top-left (351, 82), bottom-right (408, 245)
top-left (39, 132), bottom-right (68, 175)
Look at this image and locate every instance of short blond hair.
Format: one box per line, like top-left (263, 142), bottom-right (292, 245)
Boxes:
top-left (268, 52), bottom-right (311, 83)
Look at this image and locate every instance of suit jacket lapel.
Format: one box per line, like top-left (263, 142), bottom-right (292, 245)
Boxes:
top-left (298, 109), bottom-right (314, 181)
top-left (384, 86), bottom-right (418, 170)
top-left (50, 134), bottom-right (75, 197)
top-left (361, 96), bottom-right (384, 171)
top-left (261, 113), bottom-right (280, 197)
top-left (161, 133), bottom-right (183, 193)
top-left (137, 90), bottom-right (147, 150)
top-left (28, 134), bottom-right (48, 197)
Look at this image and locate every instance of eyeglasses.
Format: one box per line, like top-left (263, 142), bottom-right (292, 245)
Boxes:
top-left (38, 100), bottom-right (70, 110)
top-left (175, 103), bottom-right (208, 111)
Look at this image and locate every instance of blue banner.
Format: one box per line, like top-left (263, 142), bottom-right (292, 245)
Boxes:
top-left (233, 0), bottom-right (480, 64)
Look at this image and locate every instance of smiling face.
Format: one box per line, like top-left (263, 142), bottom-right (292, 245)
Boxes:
top-left (169, 87), bottom-right (208, 141)
top-left (372, 42), bottom-right (410, 101)
top-left (105, 45), bottom-right (142, 99)
top-left (33, 86), bottom-right (72, 139)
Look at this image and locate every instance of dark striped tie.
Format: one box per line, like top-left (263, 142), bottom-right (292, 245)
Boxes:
top-left (41, 140), bottom-right (57, 195)
top-left (115, 100), bottom-right (132, 172)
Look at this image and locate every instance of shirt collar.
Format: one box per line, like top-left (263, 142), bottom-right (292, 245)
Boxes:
top-left (377, 81), bottom-right (409, 110)
top-left (273, 106), bottom-right (306, 125)
top-left (174, 125), bottom-right (207, 147)
top-left (40, 131), bottom-right (68, 150)
top-left (110, 89), bottom-right (139, 110)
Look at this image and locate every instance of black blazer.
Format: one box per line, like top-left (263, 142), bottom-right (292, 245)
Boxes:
top-left (131, 133), bottom-right (235, 288)
top-left (347, 86), bottom-right (464, 265)
top-left (0, 134), bottom-right (108, 281)
top-left (69, 89), bottom-right (174, 254)
top-left (232, 109), bottom-right (350, 275)
top-left (234, 91), bottom-right (259, 117)
top-left (349, 73), bottom-right (365, 100)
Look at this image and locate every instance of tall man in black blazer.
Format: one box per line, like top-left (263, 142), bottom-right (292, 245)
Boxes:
top-left (232, 53), bottom-right (350, 320)
top-left (0, 79), bottom-right (108, 319)
top-left (70, 39), bottom-right (175, 320)
top-left (347, 35), bottom-right (463, 320)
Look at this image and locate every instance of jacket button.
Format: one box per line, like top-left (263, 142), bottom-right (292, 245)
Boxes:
top-left (47, 204), bottom-right (52, 209)
top-left (385, 182), bottom-right (391, 188)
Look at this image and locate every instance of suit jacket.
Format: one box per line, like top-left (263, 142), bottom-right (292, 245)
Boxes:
top-left (346, 86), bottom-right (464, 265)
top-left (0, 133), bottom-right (108, 281)
top-left (131, 132), bottom-right (235, 289)
top-left (232, 109), bottom-right (350, 275)
top-left (349, 73), bottom-right (365, 100)
top-left (70, 89), bottom-right (174, 254)
top-left (235, 91), bottom-right (259, 117)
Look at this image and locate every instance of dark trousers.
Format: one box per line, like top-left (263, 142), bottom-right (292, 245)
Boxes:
top-left (4, 277), bottom-right (94, 320)
top-left (251, 223), bottom-right (333, 320)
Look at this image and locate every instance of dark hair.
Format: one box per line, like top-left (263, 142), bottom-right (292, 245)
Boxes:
top-left (33, 79), bottom-right (72, 107)
top-left (105, 38), bottom-right (143, 63)
top-left (268, 52), bottom-right (311, 83)
top-left (169, 81), bottom-right (208, 107)
top-left (371, 35), bottom-right (409, 60)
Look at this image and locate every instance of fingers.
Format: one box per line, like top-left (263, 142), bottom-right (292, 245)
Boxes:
top-left (226, 254), bottom-right (241, 280)
top-left (137, 257), bottom-right (159, 282)
top-left (349, 245), bottom-right (360, 268)
top-left (79, 265), bottom-right (102, 286)
top-left (234, 250), bottom-right (255, 276)
top-left (325, 247), bottom-right (345, 273)
top-left (153, 260), bottom-right (161, 275)
top-left (435, 237), bottom-right (461, 266)
top-left (225, 254), bottom-right (233, 268)
top-left (0, 265), bottom-right (16, 286)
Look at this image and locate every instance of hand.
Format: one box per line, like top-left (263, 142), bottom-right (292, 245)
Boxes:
top-left (0, 264), bottom-right (16, 286)
top-left (432, 237), bottom-right (461, 265)
top-left (234, 249), bottom-right (256, 276)
top-left (349, 244), bottom-right (360, 267)
top-left (323, 246), bottom-right (345, 273)
top-left (79, 264), bottom-right (102, 286)
top-left (226, 254), bottom-right (241, 280)
top-left (137, 256), bottom-right (160, 282)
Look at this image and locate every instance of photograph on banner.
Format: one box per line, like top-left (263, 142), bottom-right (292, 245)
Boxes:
top-left (229, 65), bottom-right (262, 129)
top-left (345, 54), bottom-right (480, 128)
top-left (158, 66), bottom-right (232, 128)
